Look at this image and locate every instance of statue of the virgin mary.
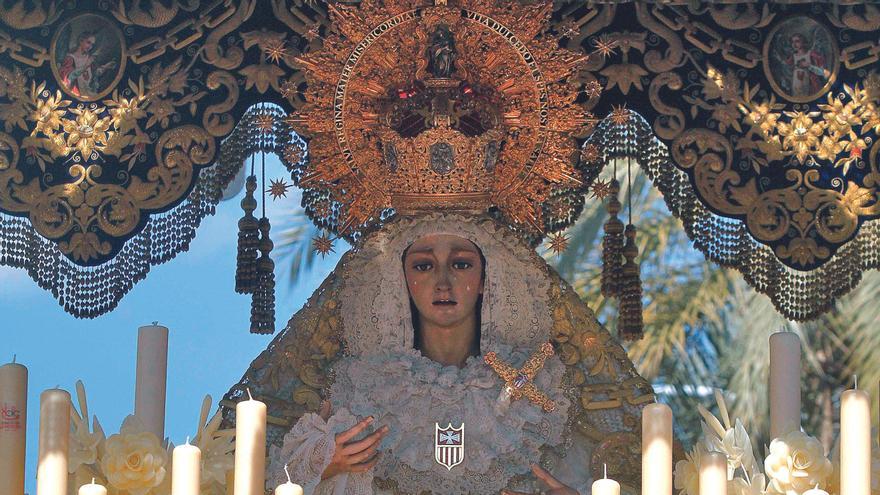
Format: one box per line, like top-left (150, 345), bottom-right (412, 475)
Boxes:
top-left (223, 1), bottom-right (654, 493)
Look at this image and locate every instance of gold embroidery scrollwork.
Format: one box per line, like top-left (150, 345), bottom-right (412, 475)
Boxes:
top-left (139, 125), bottom-right (211, 210)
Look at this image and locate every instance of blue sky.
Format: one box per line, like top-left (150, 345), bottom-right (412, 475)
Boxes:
top-left (1, 154), bottom-right (342, 494)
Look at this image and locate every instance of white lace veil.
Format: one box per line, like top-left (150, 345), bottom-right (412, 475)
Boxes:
top-left (338, 212), bottom-right (553, 357)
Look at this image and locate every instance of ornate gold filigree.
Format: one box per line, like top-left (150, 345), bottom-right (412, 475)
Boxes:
top-left (289, 0), bottom-right (593, 234)
top-left (484, 342), bottom-right (557, 412)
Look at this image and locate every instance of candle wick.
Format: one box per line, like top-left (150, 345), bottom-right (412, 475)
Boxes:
top-left (603, 463), bottom-right (607, 479)
top-left (185, 435), bottom-right (190, 446)
top-left (12, 354), bottom-right (16, 364)
top-left (152, 321), bottom-right (159, 325)
top-left (284, 463), bottom-right (292, 483)
top-left (854, 374), bottom-right (858, 390)
top-left (247, 388), bottom-right (254, 401)
top-left (91, 478), bottom-right (95, 485)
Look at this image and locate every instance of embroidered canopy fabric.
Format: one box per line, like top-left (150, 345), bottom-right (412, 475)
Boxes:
top-left (0, 0), bottom-right (878, 321)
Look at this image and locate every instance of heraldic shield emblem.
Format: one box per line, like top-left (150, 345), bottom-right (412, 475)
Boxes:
top-left (434, 422), bottom-right (465, 470)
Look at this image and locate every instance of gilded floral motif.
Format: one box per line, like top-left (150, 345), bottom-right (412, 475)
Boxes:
top-left (63, 108), bottom-right (112, 158)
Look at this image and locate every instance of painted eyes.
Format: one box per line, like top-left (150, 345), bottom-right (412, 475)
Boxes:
top-left (411, 260), bottom-right (474, 272)
top-left (413, 262), bottom-right (433, 272)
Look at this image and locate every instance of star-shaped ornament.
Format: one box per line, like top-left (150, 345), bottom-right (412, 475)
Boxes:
top-left (593, 34), bottom-right (618, 58)
top-left (583, 80), bottom-right (603, 99)
top-left (546, 232), bottom-right (570, 256)
top-left (609, 105), bottom-right (630, 126)
top-left (580, 143), bottom-right (600, 164)
top-left (264, 41), bottom-right (287, 64)
top-left (590, 179), bottom-right (614, 200)
top-left (280, 79), bottom-right (298, 99)
top-left (312, 232), bottom-right (335, 257)
top-left (267, 178), bottom-right (292, 200)
top-left (283, 142), bottom-right (306, 165)
top-left (255, 114), bottom-right (275, 133)
top-left (484, 343), bottom-right (557, 412)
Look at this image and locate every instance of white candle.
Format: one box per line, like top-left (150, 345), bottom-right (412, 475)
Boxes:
top-left (0, 358), bottom-right (27, 495)
top-left (769, 332), bottom-right (801, 439)
top-left (274, 465), bottom-right (303, 495)
top-left (591, 465), bottom-right (620, 495)
top-left (172, 438), bottom-right (201, 495)
top-left (37, 388), bottom-right (70, 495)
top-left (135, 323), bottom-right (169, 440)
top-left (234, 390), bottom-right (267, 495)
top-left (642, 403), bottom-right (673, 495)
top-left (78, 479), bottom-right (107, 495)
top-left (840, 377), bottom-right (870, 495)
top-left (803, 485), bottom-right (829, 495)
top-left (699, 452), bottom-right (727, 495)
top-left (274, 481), bottom-right (303, 495)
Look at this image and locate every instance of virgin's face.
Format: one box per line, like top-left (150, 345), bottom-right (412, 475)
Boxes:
top-left (79, 36), bottom-right (95, 53)
top-left (404, 234), bottom-right (484, 329)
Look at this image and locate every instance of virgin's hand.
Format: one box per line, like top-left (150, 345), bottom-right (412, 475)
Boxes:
top-left (320, 403), bottom-right (388, 480)
top-left (500, 464), bottom-right (580, 495)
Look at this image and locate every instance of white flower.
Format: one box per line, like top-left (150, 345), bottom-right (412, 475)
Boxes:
top-left (720, 419), bottom-right (758, 475)
top-left (68, 380), bottom-right (106, 473)
top-left (69, 415), bottom-right (105, 472)
top-left (675, 444), bottom-right (706, 495)
top-left (698, 391), bottom-right (758, 479)
top-left (728, 474), bottom-right (767, 495)
top-left (197, 412), bottom-right (235, 486)
top-left (765, 431), bottom-right (832, 495)
top-left (100, 416), bottom-right (167, 495)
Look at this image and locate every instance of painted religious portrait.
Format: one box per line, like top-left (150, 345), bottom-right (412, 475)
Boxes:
top-left (51, 14), bottom-right (126, 101)
top-left (763, 16), bottom-right (838, 103)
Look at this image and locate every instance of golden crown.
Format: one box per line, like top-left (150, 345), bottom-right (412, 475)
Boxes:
top-left (290, 0), bottom-right (593, 234)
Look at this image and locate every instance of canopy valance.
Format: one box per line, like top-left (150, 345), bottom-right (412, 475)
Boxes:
top-left (0, 0), bottom-right (876, 322)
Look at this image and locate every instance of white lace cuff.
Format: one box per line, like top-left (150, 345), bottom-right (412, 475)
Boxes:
top-left (268, 408), bottom-right (373, 495)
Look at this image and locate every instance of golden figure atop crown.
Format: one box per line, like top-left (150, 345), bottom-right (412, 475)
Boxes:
top-left (289, 0), bottom-right (595, 234)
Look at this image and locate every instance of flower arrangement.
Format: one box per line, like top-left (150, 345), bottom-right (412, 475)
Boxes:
top-left (67, 380), bottom-right (235, 495)
top-left (673, 390), bottom-right (880, 495)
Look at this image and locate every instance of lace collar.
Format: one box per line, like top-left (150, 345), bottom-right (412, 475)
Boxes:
top-left (329, 344), bottom-right (572, 495)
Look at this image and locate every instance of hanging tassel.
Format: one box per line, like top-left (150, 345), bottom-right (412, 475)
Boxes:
top-left (601, 179), bottom-right (624, 298)
top-left (619, 223), bottom-right (644, 340)
top-left (235, 175), bottom-right (260, 294)
top-left (250, 216), bottom-right (276, 334)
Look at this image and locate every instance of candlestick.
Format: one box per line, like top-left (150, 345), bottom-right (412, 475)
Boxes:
top-left (642, 403), bottom-right (673, 495)
top-left (591, 464), bottom-right (620, 495)
top-left (234, 390), bottom-right (267, 495)
top-left (135, 323), bottom-right (169, 440)
top-left (275, 466), bottom-right (303, 495)
top-left (172, 438), bottom-right (201, 495)
top-left (840, 377), bottom-right (870, 495)
top-left (78, 479), bottom-right (107, 495)
top-left (37, 388), bottom-right (70, 495)
top-left (699, 452), bottom-right (727, 495)
top-left (769, 332), bottom-right (801, 439)
top-left (0, 357), bottom-right (27, 495)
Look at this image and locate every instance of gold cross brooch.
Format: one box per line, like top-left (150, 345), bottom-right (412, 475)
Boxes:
top-left (484, 342), bottom-right (557, 412)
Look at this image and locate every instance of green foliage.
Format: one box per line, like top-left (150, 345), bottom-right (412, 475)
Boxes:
top-left (546, 160), bottom-right (880, 454)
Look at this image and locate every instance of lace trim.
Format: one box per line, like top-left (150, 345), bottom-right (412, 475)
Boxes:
top-left (338, 213), bottom-right (553, 357)
top-left (328, 345), bottom-right (572, 495)
top-left (269, 410), bottom-right (356, 494)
